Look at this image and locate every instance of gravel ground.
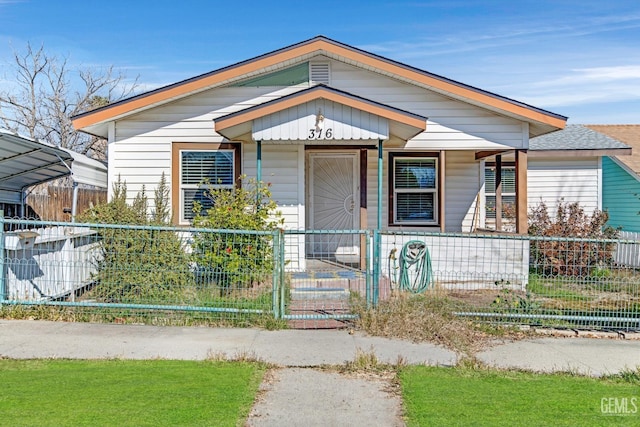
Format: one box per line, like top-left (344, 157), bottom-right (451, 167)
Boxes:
top-left (246, 368), bottom-right (405, 427)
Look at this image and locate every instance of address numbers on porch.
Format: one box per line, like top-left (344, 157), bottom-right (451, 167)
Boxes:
top-left (308, 128), bottom-right (333, 139)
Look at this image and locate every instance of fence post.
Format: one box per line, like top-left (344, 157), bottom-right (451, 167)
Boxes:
top-left (0, 210), bottom-right (5, 303)
top-left (372, 229), bottom-right (381, 307)
top-left (278, 229), bottom-right (286, 319)
top-left (365, 230), bottom-right (372, 308)
top-left (271, 229), bottom-right (280, 319)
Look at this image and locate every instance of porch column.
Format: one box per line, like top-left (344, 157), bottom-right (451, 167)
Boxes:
top-left (360, 149), bottom-right (368, 267)
top-left (495, 154), bottom-right (502, 232)
top-left (515, 149), bottom-right (528, 234)
top-left (439, 151), bottom-right (445, 232)
top-left (377, 139), bottom-right (383, 230)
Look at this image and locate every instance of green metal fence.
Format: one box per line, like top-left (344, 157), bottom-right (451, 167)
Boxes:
top-left (0, 216), bottom-right (281, 326)
top-left (281, 229), bottom-right (370, 329)
top-left (380, 231), bottom-right (640, 331)
top-left (1, 214), bottom-right (639, 330)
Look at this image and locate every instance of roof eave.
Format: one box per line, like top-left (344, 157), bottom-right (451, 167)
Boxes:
top-left (72, 36), bottom-right (566, 134)
top-left (529, 148), bottom-right (632, 158)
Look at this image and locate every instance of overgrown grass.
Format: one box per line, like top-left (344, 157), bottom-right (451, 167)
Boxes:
top-left (0, 304), bottom-right (288, 330)
top-left (0, 359), bottom-right (265, 427)
top-left (352, 293), bottom-right (528, 356)
top-left (400, 365), bottom-right (640, 426)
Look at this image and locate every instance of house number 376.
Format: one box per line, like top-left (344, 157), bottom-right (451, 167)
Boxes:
top-left (308, 128), bottom-right (333, 139)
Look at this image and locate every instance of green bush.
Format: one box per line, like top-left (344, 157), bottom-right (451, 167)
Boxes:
top-left (191, 177), bottom-right (283, 294)
top-left (528, 199), bottom-right (619, 277)
top-left (79, 174), bottom-right (193, 303)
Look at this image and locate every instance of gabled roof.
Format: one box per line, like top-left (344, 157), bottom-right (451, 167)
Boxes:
top-left (72, 36), bottom-right (566, 138)
top-left (0, 129), bottom-right (107, 204)
top-left (585, 125), bottom-right (640, 174)
top-left (214, 84), bottom-right (427, 141)
top-left (529, 124), bottom-right (631, 157)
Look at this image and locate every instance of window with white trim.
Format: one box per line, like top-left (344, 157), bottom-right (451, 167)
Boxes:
top-left (485, 163), bottom-right (516, 222)
top-left (391, 155), bottom-right (438, 225)
top-left (180, 150), bottom-right (235, 223)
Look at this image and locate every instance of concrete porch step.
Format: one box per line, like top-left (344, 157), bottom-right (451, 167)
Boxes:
top-left (290, 287), bottom-right (350, 301)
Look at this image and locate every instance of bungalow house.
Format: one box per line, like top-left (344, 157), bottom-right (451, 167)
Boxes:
top-left (71, 36), bottom-right (569, 284)
top-left (72, 36), bottom-right (566, 229)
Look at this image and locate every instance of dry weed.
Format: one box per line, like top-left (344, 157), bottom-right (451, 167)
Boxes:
top-left (353, 293), bottom-right (523, 357)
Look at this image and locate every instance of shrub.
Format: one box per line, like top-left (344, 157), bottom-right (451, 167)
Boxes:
top-left (528, 199), bottom-right (619, 277)
top-left (191, 177), bottom-right (283, 294)
top-left (79, 174), bottom-right (193, 303)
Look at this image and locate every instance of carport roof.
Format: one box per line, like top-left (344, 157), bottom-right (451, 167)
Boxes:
top-left (0, 129), bottom-right (107, 204)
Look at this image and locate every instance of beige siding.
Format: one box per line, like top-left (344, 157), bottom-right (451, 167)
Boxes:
top-left (109, 86), bottom-right (307, 207)
top-left (528, 157), bottom-right (601, 216)
top-left (109, 57), bottom-right (528, 231)
top-left (363, 149), bottom-right (479, 232)
top-left (444, 151), bottom-right (482, 232)
top-left (243, 143), bottom-right (302, 229)
top-left (329, 59), bottom-right (527, 150)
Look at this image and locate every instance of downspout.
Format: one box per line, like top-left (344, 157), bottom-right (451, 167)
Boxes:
top-left (256, 140), bottom-right (262, 183)
top-left (256, 140), bottom-right (262, 208)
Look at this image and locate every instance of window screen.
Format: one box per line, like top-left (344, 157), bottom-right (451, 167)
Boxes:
top-left (392, 157), bottom-right (437, 225)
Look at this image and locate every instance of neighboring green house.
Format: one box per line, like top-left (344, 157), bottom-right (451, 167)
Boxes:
top-left (587, 125), bottom-right (640, 233)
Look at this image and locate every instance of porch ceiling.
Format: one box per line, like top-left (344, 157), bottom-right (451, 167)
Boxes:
top-left (213, 84), bottom-right (427, 143)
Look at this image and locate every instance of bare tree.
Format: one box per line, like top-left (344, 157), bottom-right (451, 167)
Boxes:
top-left (0, 42), bottom-right (138, 159)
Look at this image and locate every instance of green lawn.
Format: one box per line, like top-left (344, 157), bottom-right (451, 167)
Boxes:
top-left (0, 359), bottom-right (265, 427)
top-left (400, 366), bottom-right (639, 426)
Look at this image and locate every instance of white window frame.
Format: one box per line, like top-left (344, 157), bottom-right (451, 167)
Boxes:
top-left (391, 155), bottom-right (438, 226)
top-left (179, 149), bottom-right (235, 224)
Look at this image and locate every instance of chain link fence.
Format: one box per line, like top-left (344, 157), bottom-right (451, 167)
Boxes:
top-left (1, 215), bottom-right (639, 330)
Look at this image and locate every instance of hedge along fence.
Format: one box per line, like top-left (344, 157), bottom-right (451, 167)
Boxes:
top-left (1, 216), bottom-right (640, 329)
top-left (0, 217), bottom-right (282, 321)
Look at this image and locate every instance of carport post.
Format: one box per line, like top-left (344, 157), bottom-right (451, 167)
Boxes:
top-left (0, 210), bottom-right (5, 302)
top-left (71, 180), bottom-right (79, 222)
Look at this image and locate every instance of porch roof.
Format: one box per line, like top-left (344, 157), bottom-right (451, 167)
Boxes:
top-left (213, 84), bottom-right (428, 142)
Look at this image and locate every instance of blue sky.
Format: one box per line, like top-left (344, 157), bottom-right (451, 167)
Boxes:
top-left (1, 0), bottom-right (639, 124)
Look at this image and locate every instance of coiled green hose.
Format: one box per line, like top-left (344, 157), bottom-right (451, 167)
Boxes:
top-left (390, 240), bottom-right (433, 293)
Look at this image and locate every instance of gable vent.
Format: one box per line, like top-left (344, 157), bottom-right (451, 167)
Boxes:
top-left (310, 62), bottom-right (330, 85)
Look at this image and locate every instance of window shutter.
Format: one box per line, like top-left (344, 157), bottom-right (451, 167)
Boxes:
top-left (310, 62), bottom-right (330, 85)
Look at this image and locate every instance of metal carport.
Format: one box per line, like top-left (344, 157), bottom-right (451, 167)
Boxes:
top-left (0, 129), bottom-right (107, 220)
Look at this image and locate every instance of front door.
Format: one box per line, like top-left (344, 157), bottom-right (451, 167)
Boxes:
top-left (307, 152), bottom-right (360, 260)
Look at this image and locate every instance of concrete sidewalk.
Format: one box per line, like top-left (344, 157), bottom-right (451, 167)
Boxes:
top-left (1, 320), bottom-right (639, 375)
top-left (2, 320), bottom-right (639, 426)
